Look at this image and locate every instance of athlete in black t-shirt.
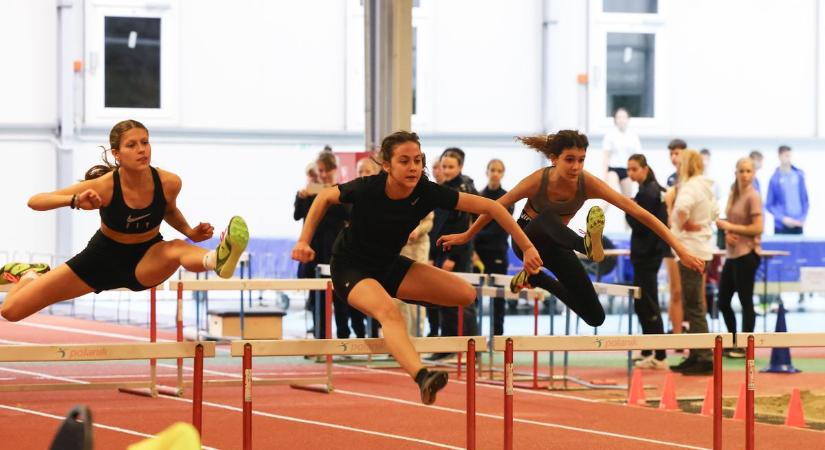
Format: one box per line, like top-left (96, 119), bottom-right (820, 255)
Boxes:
top-left (292, 131), bottom-right (542, 405)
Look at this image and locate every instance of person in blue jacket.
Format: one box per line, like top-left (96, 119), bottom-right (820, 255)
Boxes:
top-left (766, 145), bottom-right (809, 235)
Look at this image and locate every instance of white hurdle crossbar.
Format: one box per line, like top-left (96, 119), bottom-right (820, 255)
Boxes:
top-left (169, 278), bottom-right (334, 392)
top-left (484, 274), bottom-right (642, 390)
top-left (231, 336), bottom-right (488, 450)
top-left (496, 334), bottom-right (732, 450)
top-left (0, 341), bottom-right (215, 435)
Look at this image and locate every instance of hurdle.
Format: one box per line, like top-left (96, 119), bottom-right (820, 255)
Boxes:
top-left (0, 341), bottom-right (214, 435)
top-left (495, 333), bottom-right (732, 450)
top-left (167, 278), bottom-right (334, 392)
top-left (741, 332), bottom-right (825, 450)
top-left (484, 274), bottom-right (641, 390)
top-left (230, 336), bottom-right (488, 450)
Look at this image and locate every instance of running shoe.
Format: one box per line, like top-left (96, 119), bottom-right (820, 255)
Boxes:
top-left (215, 216), bottom-right (249, 279)
top-left (509, 269), bottom-right (531, 294)
top-left (583, 206), bottom-right (605, 263)
top-left (0, 262), bottom-right (50, 284)
top-left (418, 370), bottom-right (449, 405)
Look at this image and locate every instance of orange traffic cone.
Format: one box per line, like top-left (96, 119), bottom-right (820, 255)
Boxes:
top-left (627, 368), bottom-right (647, 406)
top-left (659, 373), bottom-right (679, 411)
top-left (733, 383), bottom-right (746, 420)
top-left (784, 388), bottom-right (806, 427)
top-left (700, 378), bottom-right (714, 416)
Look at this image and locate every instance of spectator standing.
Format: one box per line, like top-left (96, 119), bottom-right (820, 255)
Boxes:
top-left (766, 145), bottom-right (809, 234)
top-left (669, 150), bottom-right (719, 375)
top-left (474, 159), bottom-right (513, 335)
top-left (626, 154), bottom-right (670, 369)
top-left (716, 158), bottom-right (763, 357)
top-left (602, 107), bottom-right (642, 198)
top-left (664, 139), bottom-right (687, 337)
top-left (294, 149), bottom-right (351, 339)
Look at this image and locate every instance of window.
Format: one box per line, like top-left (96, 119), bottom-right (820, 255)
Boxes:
top-left (603, 0), bottom-right (657, 14)
top-left (606, 32), bottom-right (655, 118)
top-left (85, 1), bottom-right (178, 125)
top-left (104, 17), bottom-right (161, 108)
top-left (588, 0), bottom-right (667, 133)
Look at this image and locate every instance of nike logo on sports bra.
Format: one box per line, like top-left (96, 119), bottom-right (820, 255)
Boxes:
top-left (126, 213), bottom-right (152, 223)
top-left (411, 197), bottom-right (420, 206)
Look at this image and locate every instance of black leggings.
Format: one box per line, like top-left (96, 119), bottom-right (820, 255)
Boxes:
top-left (513, 212), bottom-right (605, 327)
top-left (632, 256), bottom-right (666, 360)
top-left (718, 250), bottom-right (761, 333)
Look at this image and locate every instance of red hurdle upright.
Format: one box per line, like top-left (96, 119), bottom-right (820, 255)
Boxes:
top-left (466, 339), bottom-right (476, 450)
top-left (243, 343), bottom-right (252, 450)
top-left (193, 343), bottom-right (204, 435)
top-left (746, 335), bottom-right (755, 450)
top-left (504, 338), bottom-right (513, 450)
top-left (713, 335), bottom-right (723, 450)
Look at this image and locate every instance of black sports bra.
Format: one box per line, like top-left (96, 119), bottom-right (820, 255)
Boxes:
top-left (100, 167), bottom-right (167, 233)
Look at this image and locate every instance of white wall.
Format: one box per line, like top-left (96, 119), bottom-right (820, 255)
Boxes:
top-left (0, 1), bottom-right (56, 125)
top-left (178, 0), bottom-right (348, 131)
top-left (666, 0), bottom-right (817, 138)
top-left (3, 0), bottom-right (825, 263)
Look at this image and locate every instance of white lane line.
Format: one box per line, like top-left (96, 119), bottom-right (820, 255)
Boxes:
top-left (0, 367), bottom-right (89, 384)
top-left (335, 388), bottom-right (709, 450)
top-left (335, 362), bottom-right (600, 403)
top-left (8, 321), bottom-right (172, 342)
top-left (161, 394), bottom-right (463, 449)
top-left (0, 403), bottom-right (221, 450)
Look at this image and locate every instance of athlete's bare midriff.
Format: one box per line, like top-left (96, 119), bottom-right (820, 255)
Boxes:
top-left (100, 223), bottom-right (162, 244)
top-left (523, 202), bottom-right (575, 226)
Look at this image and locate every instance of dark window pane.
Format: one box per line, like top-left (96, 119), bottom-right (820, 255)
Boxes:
top-left (603, 0), bottom-right (657, 14)
top-left (606, 32), bottom-right (655, 118)
top-left (105, 16), bottom-right (161, 108)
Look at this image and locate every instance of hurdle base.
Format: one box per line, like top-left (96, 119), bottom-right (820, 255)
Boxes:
top-left (119, 384), bottom-right (182, 398)
top-left (289, 383), bottom-right (332, 394)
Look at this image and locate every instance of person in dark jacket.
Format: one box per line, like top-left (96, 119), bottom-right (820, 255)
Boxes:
top-left (428, 149), bottom-right (478, 360)
top-left (294, 149), bottom-right (351, 339)
top-left (474, 159), bottom-right (513, 335)
top-left (626, 154), bottom-right (670, 369)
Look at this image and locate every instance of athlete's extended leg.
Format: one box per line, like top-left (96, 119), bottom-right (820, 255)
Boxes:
top-left (1, 265), bottom-right (94, 321)
top-left (135, 216), bottom-right (249, 287)
top-left (346, 277), bottom-right (450, 405)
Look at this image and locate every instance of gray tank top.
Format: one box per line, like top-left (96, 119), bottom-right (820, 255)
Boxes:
top-left (527, 166), bottom-right (586, 217)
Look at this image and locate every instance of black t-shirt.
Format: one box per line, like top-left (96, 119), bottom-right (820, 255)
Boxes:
top-left (333, 171), bottom-right (459, 263)
top-left (475, 185), bottom-right (512, 252)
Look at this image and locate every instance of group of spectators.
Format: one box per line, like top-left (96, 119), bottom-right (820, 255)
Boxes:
top-left (294, 112), bottom-right (809, 372)
top-left (606, 109), bottom-right (808, 374)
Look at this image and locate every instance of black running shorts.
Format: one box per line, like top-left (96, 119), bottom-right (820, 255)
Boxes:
top-left (330, 253), bottom-right (415, 302)
top-left (66, 230), bottom-right (163, 293)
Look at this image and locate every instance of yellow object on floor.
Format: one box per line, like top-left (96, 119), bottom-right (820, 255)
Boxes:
top-left (127, 423), bottom-right (201, 450)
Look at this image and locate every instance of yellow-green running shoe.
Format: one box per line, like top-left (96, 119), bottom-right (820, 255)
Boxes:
top-left (584, 206), bottom-right (605, 263)
top-left (215, 216), bottom-right (249, 279)
top-left (0, 262), bottom-right (50, 284)
top-left (509, 269), bottom-right (531, 294)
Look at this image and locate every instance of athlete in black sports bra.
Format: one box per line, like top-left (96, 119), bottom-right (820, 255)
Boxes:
top-left (1, 119), bottom-right (249, 322)
top-left (292, 131), bottom-right (542, 405)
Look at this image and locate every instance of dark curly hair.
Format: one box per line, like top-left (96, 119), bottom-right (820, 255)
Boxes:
top-left (516, 130), bottom-right (589, 159)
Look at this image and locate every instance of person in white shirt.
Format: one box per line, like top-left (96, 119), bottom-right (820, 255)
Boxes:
top-left (667, 149), bottom-right (719, 375)
top-left (602, 107), bottom-right (641, 197)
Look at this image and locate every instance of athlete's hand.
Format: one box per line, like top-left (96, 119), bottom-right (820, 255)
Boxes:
top-left (291, 241), bottom-right (315, 263)
top-left (678, 250), bottom-right (705, 273)
top-left (188, 222), bottom-right (214, 242)
top-left (521, 246), bottom-right (543, 274)
top-left (437, 232), bottom-right (470, 251)
top-left (75, 189), bottom-right (102, 210)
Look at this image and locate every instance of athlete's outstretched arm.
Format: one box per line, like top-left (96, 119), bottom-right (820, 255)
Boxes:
top-left (291, 185), bottom-right (341, 263)
top-left (584, 172), bottom-right (705, 273)
top-left (450, 192), bottom-right (542, 273)
top-left (27, 177), bottom-right (106, 211)
top-left (162, 173), bottom-right (214, 242)
top-left (440, 169), bottom-right (541, 247)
